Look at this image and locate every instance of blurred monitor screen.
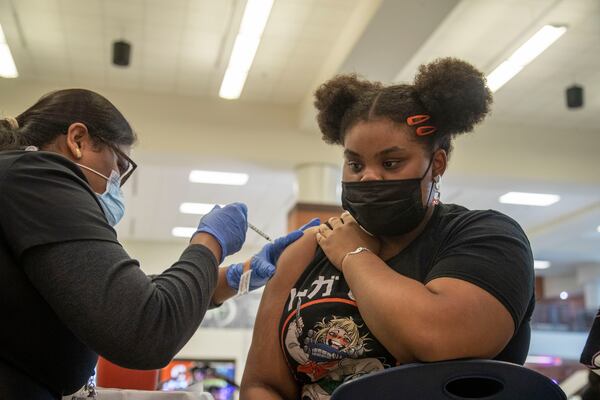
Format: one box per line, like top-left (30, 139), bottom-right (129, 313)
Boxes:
top-left (159, 359), bottom-right (236, 400)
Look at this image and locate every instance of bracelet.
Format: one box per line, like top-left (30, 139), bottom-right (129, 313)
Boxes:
top-left (341, 247), bottom-right (371, 270)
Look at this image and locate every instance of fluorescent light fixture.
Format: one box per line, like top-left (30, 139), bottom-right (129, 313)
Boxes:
top-left (0, 24), bottom-right (18, 78)
top-left (228, 34), bottom-right (261, 72)
top-left (486, 61), bottom-right (523, 93)
top-left (239, 0), bottom-right (274, 37)
top-left (171, 227), bottom-right (197, 238)
top-left (559, 291), bottom-right (569, 300)
top-left (189, 170), bottom-right (249, 186)
top-left (219, 0), bottom-right (274, 99)
top-left (534, 260), bottom-right (551, 270)
top-left (486, 25), bottom-right (566, 92)
top-left (219, 68), bottom-right (249, 100)
top-left (499, 192), bottom-right (560, 206)
top-left (596, 225), bottom-right (600, 233)
top-left (179, 202), bottom-right (219, 215)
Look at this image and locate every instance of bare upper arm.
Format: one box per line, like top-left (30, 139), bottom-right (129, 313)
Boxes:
top-left (271, 226), bottom-right (319, 288)
top-left (422, 277), bottom-right (515, 360)
top-left (241, 227), bottom-right (319, 398)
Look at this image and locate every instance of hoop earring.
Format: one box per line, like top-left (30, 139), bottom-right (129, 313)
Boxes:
top-left (432, 175), bottom-right (441, 205)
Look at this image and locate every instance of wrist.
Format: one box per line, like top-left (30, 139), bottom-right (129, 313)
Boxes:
top-left (191, 232), bottom-right (223, 263)
top-left (341, 247), bottom-right (372, 272)
top-left (225, 259), bottom-right (252, 290)
top-left (243, 258), bottom-right (252, 273)
top-left (214, 267), bottom-right (237, 305)
top-left (226, 263), bottom-right (240, 289)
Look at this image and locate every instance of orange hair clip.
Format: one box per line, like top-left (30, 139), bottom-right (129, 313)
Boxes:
top-left (406, 114), bottom-right (431, 126)
top-left (416, 126), bottom-right (437, 136)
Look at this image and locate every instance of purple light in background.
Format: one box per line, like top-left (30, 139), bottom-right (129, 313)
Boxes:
top-left (525, 355), bottom-right (563, 366)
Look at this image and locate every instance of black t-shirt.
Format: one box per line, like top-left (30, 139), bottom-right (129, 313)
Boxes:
top-left (279, 203), bottom-right (535, 397)
top-left (0, 151), bottom-right (219, 398)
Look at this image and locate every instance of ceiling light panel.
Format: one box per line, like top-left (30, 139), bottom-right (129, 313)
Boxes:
top-left (499, 192), bottom-right (560, 206)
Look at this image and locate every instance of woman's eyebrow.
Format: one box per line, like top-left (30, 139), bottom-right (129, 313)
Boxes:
top-left (344, 149), bottom-right (361, 158)
top-left (376, 146), bottom-right (407, 156)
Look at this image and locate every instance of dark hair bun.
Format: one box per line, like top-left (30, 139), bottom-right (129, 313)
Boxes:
top-left (0, 117), bottom-right (19, 131)
top-left (414, 57), bottom-right (492, 136)
top-left (314, 74), bottom-right (381, 144)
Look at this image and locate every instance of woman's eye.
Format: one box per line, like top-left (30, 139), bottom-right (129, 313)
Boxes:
top-left (383, 160), bottom-right (401, 169)
top-left (347, 161), bottom-right (362, 172)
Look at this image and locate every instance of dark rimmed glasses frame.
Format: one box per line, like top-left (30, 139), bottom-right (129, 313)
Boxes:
top-left (96, 136), bottom-right (137, 186)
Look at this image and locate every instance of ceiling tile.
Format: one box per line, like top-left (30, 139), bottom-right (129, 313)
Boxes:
top-left (4, 0), bottom-right (369, 103)
top-left (59, 0), bottom-right (102, 17)
top-left (12, 0), bottom-right (60, 14)
top-left (102, 0), bottom-right (144, 21)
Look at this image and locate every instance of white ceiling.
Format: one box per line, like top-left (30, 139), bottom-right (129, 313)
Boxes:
top-left (393, 0), bottom-right (600, 131)
top-left (0, 0), bottom-right (364, 103)
top-left (1, 0), bottom-right (599, 278)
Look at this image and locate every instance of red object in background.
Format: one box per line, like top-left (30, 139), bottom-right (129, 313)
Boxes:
top-left (158, 360), bottom-right (195, 390)
top-left (96, 357), bottom-right (159, 390)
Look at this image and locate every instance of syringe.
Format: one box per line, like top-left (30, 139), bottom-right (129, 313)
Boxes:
top-left (248, 222), bottom-right (273, 242)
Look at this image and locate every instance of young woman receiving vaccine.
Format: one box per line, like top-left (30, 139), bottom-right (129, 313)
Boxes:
top-left (242, 58), bottom-right (535, 400)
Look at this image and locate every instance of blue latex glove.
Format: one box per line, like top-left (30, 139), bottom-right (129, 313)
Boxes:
top-left (226, 218), bottom-right (321, 291)
top-left (195, 203), bottom-right (248, 263)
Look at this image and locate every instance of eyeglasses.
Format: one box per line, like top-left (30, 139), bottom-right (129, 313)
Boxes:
top-left (97, 137), bottom-right (137, 187)
top-left (112, 145), bottom-right (137, 186)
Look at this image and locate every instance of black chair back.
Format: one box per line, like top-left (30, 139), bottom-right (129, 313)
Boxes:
top-left (330, 359), bottom-right (566, 400)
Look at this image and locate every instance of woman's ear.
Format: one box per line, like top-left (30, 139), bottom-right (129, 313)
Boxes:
top-left (65, 123), bottom-right (90, 160)
top-left (432, 149), bottom-right (447, 178)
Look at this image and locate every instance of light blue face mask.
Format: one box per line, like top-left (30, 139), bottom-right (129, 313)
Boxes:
top-left (77, 164), bottom-right (126, 226)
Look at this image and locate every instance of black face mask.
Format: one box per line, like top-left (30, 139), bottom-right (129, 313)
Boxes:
top-left (341, 157), bottom-right (435, 236)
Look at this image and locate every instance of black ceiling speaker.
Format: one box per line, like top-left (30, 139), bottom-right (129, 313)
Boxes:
top-left (566, 85), bottom-right (583, 109)
top-left (112, 40), bottom-right (131, 67)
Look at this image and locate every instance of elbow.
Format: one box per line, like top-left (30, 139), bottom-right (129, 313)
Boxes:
top-left (102, 337), bottom-right (181, 370)
top-left (106, 349), bottom-right (176, 371)
top-left (240, 374), bottom-right (266, 396)
top-left (410, 344), bottom-right (450, 363)
top-left (133, 340), bottom-right (182, 370)
top-left (402, 329), bottom-right (448, 362)
top-left (394, 318), bottom-right (457, 362)
top-left (397, 301), bottom-right (464, 362)
top-left (137, 349), bottom-right (177, 370)
top-left (403, 326), bottom-right (498, 362)
top-left (239, 384), bottom-right (258, 399)
top-left (240, 382), bottom-right (290, 400)
top-left (241, 370), bottom-right (297, 399)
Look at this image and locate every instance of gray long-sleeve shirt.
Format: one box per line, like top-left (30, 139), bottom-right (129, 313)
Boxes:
top-left (0, 150), bottom-right (219, 398)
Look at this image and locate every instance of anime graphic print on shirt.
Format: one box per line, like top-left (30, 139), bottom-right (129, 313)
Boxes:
top-left (279, 249), bottom-right (396, 400)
